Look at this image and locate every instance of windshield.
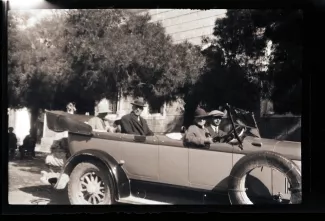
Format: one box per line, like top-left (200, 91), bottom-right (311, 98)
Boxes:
top-left (225, 106), bottom-right (261, 138)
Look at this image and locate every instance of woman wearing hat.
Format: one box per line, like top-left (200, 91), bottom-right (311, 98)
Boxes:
top-left (87, 99), bottom-right (110, 132)
top-left (183, 107), bottom-right (213, 148)
top-left (120, 98), bottom-right (154, 136)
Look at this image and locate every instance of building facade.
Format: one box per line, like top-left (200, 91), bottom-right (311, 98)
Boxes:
top-left (134, 9), bottom-right (226, 45)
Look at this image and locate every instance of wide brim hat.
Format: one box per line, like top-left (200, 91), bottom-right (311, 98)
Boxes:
top-left (208, 110), bottom-right (225, 118)
top-left (194, 107), bottom-right (209, 118)
top-left (131, 97), bottom-right (146, 107)
top-left (97, 99), bottom-right (109, 114)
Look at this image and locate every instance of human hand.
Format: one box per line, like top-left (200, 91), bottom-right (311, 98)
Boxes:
top-left (204, 137), bottom-right (213, 144)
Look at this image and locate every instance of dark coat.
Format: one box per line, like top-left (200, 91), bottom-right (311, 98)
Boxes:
top-left (206, 125), bottom-right (228, 142)
top-left (9, 132), bottom-right (17, 150)
top-left (23, 134), bottom-right (36, 150)
top-left (120, 112), bottom-right (154, 136)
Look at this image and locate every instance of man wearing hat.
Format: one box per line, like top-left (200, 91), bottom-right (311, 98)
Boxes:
top-left (120, 97), bottom-right (154, 136)
top-left (206, 110), bottom-right (228, 143)
top-left (183, 107), bottom-right (213, 148)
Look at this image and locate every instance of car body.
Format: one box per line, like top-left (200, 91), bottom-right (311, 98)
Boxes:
top-left (43, 107), bottom-right (301, 205)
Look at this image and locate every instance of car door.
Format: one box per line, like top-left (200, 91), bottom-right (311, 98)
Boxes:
top-left (119, 134), bottom-right (159, 182)
top-left (157, 135), bottom-right (190, 187)
top-left (188, 142), bottom-right (234, 191)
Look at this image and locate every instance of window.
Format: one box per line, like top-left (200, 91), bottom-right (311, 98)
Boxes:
top-left (149, 100), bottom-right (165, 115)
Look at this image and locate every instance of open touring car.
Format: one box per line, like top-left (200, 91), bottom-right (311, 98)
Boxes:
top-left (41, 104), bottom-right (301, 205)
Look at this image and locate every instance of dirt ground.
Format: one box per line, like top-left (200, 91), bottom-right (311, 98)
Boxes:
top-left (8, 152), bottom-right (69, 205)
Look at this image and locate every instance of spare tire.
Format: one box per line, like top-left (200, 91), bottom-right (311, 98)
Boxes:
top-left (228, 151), bottom-right (301, 205)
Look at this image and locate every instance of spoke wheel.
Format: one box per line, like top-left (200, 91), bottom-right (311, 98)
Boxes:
top-left (68, 162), bottom-right (115, 205)
top-left (78, 172), bottom-right (107, 204)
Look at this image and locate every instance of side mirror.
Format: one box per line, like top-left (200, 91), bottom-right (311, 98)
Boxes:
top-left (134, 135), bottom-right (146, 142)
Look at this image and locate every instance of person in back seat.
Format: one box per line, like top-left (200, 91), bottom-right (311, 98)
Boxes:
top-left (87, 100), bottom-right (110, 132)
top-left (120, 97), bottom-right (154, 136)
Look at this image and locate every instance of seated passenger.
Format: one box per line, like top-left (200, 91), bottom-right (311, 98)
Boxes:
top-left (120, 98), bottom-right (154, 136)
top-left (87, 102), bottom-right (110, 132)
top-left (183, 107), bottom-right (212, 148)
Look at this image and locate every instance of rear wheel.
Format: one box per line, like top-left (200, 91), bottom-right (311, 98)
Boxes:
top-left (68, 162), bottom-right (115, 205)
top-left (228, 151), bottom-right (301, 205)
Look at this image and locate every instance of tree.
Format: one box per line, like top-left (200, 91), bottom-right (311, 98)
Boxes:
top-left (206, 9), bottom-right (302, 115)
top-left (60, 9), bottom-right (206, 108)
top-left (8, 10), bottom-right (70, 134)
top-left (8, 9), bottom-right (206, 123)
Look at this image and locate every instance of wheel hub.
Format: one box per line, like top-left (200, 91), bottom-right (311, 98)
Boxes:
top-left (86, 183), bottom-right (98, 195)
top-left (79, 172), bottom-right (106, 204)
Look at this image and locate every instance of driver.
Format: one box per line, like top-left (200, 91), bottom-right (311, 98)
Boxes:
top-left (206, 110), bottom-right (228, 143)
top-left (207, 109), bottom-right (246, 145)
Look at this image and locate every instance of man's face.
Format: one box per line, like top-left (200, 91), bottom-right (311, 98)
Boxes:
top-left (132, 105), bottom-right (144, 116)
top-left (212, 117), bottom-right (222, 126)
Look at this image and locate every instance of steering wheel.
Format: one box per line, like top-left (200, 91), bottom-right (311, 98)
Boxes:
top-left (214, 126), bottom-right (244, 143)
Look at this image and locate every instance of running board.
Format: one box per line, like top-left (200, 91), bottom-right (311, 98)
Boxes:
top-left (117, 195), bottom-right (172, 205)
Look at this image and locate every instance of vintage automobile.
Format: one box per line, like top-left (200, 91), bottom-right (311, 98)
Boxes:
top-left (41, 104), bottom-right (301, 205)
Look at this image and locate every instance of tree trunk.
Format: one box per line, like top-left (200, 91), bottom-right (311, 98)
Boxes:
top-left (29, 107), bottom-right (39, 138)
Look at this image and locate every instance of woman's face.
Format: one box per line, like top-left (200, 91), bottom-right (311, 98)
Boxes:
top-left (195, 118), bottom-right (206, 126)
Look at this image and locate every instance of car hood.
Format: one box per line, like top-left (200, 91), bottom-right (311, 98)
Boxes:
top-left (241, 136), bottom-right (301, 161)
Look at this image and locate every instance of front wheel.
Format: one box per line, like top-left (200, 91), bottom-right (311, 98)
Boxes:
top-left (68, 161), bottom-right (115, 205)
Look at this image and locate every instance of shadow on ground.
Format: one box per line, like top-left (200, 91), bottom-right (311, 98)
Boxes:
top-left (10, 152), bottom-right (49, 174)
top-left (19, 185), bottom-right (69, 205)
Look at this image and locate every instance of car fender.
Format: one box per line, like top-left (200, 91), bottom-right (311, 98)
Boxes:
top-left (54, 149), bottom-right (131, 200)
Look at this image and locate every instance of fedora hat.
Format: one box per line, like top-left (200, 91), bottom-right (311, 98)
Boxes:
top-left (131, 97), bottom-right (146, 107)
top-left (194, 107), bottom-right (209, 118)
top-left (208, 110), bottom-right (225, 118)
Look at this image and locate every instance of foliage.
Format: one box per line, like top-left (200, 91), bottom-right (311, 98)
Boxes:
top-left (8, 9), bottom-right (206, 115)
top-left (201, 9), bottom-right (302, 115)
top-left (60, 9), bottom-right (206, 107)
top-left (8, 10), bottom-right (68, 111)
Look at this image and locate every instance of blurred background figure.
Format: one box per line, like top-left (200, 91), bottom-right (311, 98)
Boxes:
top-left (8, 127), bottom-right (17, 159)
top-left (19, 129), bottom-right (36, 159)
top-left (66, 102), bottom-right (77, 114)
